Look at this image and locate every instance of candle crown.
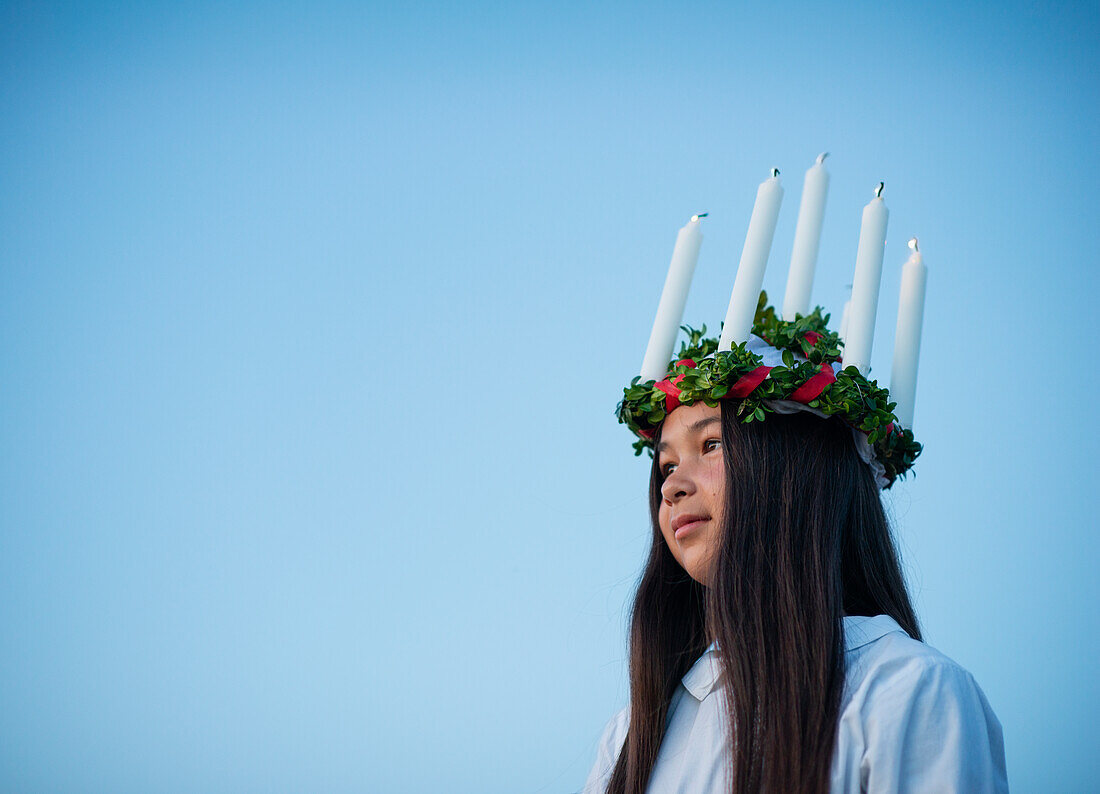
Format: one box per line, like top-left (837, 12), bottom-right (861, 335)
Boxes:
top-left (617, 291), bottom-right (922, 489)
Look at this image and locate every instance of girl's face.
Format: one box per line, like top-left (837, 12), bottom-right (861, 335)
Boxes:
top-left (656, 402), bottom-right (725, 587)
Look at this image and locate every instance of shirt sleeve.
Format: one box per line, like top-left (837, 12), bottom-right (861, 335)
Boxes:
top-left (582, 707), bottom-right (629, 794)
top-left (861, 658), bottom-right (1009, 793)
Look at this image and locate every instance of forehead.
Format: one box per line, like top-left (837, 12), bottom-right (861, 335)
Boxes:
top-left (657, 403), bottom-right (721, 452)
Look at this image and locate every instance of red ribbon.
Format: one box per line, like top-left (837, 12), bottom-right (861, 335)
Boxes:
top-left (654, 359), bottom-right (698, 413)
top-left (727, 365), bottom-right (773, 398)
top-left (656, 379), bottom-right (682, 412)
top-left (788, 363), bottom-right (836, 403)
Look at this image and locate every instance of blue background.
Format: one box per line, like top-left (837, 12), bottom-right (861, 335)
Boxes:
top-left (2, 1), bottom-right (1097, 791)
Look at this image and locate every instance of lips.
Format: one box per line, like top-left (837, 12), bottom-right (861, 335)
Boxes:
top-left (671, 513), bottom-right (710, 537)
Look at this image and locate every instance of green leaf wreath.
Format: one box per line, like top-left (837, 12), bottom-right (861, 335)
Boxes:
top-left (616, 291), bottom-right (922, 487)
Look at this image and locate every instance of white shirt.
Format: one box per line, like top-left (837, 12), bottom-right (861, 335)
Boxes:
top-left (583, 615), bottom-right (1008, 793)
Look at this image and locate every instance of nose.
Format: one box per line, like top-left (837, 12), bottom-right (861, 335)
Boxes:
top-left (661, 462), bottom-right (697, 505)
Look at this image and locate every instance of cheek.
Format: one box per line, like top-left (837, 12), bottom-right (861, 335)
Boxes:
top-left (705, 462), bottom-right (726, 501)
top-left (657, 504), bottom-right (684, 559)
top-left (657, 503), bottom-right (673, 542)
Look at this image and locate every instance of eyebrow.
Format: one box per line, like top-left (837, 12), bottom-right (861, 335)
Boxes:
top-left (656, 415), bottom-right (721, 454)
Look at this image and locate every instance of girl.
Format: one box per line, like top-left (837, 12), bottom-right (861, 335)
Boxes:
top-left (585, 325), bottom-right (1008, 793)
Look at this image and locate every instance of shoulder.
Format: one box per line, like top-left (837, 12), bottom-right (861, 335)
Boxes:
top-left (581, 706), bottom-right (629, 794)
top-left (597, 705), bottom-right (630, 752)
top-left (840, 623), bottom-right (1009, 793)
top-left (846, 622), bottom-right (980, 705)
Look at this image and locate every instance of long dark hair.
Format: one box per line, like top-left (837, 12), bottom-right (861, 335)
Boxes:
top-left (606, 403), bottom-right (921, 793)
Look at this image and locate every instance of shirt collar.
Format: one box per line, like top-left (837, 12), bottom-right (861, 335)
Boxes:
top-left (842, 614), bottom-right (908, 652)
top-left (679, 615), bottom-right (910, 701)
top-left (681, 641), bottom-right (722, 700)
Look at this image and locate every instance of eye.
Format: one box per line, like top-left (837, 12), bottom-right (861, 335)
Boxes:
top-left (704, 438), bottom-right (722, 453)
top-left (661, 461), bottom-right (678, 477)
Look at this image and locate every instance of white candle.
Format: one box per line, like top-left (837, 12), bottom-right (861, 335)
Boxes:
top-left (639, 214), bottom-right (705, 381)
top-left (890, 238), bottom-right (928, 429)
top-left (843, 183), bottom-right (889, 374)
top-left (838, 290), bottom-right (852, 346)
top-left (782, 152), bottom-right (830, 320)
top-left (718, 169), bottom-right (784, 351)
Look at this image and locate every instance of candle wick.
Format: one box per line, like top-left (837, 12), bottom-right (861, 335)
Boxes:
top-left (909, 237), bottom-right (919, 252)
top-left (816, 152), bottom-right (829, 164)
top-left (771, 168), bottom-right (780, 178)
top-left (874, 182), bottom-right (884, 199)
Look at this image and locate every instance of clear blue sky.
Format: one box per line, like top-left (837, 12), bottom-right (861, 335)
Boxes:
top-left (2, 1), bottom-right (1097, 791)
